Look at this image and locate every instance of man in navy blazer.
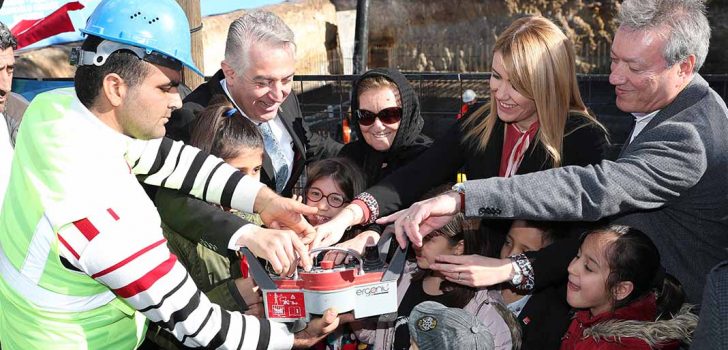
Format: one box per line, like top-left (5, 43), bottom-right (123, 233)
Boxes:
top-left (384, 0), bottom-right (726, 303)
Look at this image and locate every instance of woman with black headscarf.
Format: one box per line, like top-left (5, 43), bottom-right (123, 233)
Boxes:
top-left (322, 68), bottom-right (432, 253)
top-left (339, 68), bottom-right (432, 186)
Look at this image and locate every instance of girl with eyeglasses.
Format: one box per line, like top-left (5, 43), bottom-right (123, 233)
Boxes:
top-left (300, 158), bottom-right (365, 233)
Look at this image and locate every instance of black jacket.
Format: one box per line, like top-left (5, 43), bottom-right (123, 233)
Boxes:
top-left (366, 111), bottom-right (610, 217)
top-left (515, 285), bottom-right (572, 350)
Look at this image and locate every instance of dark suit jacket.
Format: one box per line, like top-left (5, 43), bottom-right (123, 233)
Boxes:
top-left (692, 260), bottom-right (728, 349)
top-left (516, 285), bottom-right (572, 350)
top-left (157, 69), bottom-right (341, 256)
top-left (168, 69), bottom-right (341, 195)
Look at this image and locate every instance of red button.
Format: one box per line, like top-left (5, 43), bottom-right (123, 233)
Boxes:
top-left (320, 260), bottom-right (334, 270)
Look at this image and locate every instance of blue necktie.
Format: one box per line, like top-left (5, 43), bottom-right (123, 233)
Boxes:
top-left (258, 121), bottom-right (289, 193)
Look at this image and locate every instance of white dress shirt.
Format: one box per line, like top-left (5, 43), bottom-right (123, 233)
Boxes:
top-left (629, 109), bottom-right (660, 143)
top-left (220, 79), bottom-right (295, 177)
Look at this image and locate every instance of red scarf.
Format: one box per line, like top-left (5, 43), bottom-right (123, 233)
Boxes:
top-left (499, 121), bottom-right (540, 177)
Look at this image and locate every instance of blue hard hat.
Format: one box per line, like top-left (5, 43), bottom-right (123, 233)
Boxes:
top-left (80, 0), bottom-right (203, 76)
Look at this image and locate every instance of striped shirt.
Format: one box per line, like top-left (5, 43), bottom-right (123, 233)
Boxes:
top-left (1, 88), bottom-right (293, 349)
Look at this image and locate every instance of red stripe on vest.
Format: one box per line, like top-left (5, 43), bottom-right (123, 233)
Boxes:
top-left (57, 234), bottom-right (80, 259)
top-left (113, 254), bottom-right (178, 298)
top-left (91, 239), bottom-right (167, 279)
top-left (107, 208), bottom-right (120, 221)
top-left (73, 218), bottom-right (99, 241)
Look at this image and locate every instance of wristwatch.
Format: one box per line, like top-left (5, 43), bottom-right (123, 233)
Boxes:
top-left (451, 182), bottom-right (465, 213)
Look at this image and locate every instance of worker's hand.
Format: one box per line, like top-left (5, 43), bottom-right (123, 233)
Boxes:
top-left (233, 277), bottom-right (264, 318)
top-left (254, 186), bottom-right (318, 239)
top-left (292, 308), bottom-right (341, 348)
top-left (237, 226), bottom-right (312, 274)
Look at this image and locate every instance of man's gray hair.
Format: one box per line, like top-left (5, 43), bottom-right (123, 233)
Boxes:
top-left (0, 21), bottom-right (18, 51)
top-left (618, 0), bottom-right (710, 72)
top-left (225, 10), bottom-right (295, 73)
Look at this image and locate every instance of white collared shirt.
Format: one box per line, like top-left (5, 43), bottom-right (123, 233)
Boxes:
top-left (219, 79), bottom-right (295, 178)
top-left (0, 112), bottom-right (13, 209)
top-left (629, 109), bottom-right (661, 143)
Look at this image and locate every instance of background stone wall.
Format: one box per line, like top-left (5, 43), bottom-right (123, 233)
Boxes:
top-left (12, 0), bottom-right (728, 79)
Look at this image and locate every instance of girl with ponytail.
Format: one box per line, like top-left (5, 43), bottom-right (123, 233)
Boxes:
top-left (561, 225), bottom-right (698, 350)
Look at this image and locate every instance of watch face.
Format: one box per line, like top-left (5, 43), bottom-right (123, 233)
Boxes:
top-left (452, 183), bottom-right (465, 193)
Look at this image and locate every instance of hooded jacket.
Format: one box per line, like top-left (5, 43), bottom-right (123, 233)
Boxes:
top-left (339, 68), bottom-right (432, 186)
top-left (560, 294), bottom-right (698, 350)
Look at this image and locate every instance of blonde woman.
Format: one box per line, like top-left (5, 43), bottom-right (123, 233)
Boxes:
top-left (312, 15), bottom-right (608, 251)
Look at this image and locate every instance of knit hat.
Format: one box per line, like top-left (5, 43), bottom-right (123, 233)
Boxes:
top-left (408, 301), bottom-right (495, 350)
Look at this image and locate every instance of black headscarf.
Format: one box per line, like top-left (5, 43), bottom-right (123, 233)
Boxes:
top-left (343, 68), bottom-right (432, 186)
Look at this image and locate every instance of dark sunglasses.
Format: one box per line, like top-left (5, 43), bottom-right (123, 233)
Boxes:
top-left (355, 107), bottom-right (402, 126)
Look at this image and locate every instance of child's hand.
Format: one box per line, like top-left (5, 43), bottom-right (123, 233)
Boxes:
top-left (323, 230), bottom-right (381, 265)
top-left (310, 216), bottom-right (350, 250)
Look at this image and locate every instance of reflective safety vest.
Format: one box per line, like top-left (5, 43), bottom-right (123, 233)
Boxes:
top-left (0, 89), bottom-right (147, 349)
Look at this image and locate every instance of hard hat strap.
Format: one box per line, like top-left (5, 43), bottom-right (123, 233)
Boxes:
top-left (71, 40), bottom-right (182, 72)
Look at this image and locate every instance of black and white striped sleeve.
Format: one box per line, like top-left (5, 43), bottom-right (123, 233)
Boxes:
top-left (126, 137), bottom-right (264, 213)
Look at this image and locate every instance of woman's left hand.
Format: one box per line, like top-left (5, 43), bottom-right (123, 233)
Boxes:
top-left (429, 254), bottom-right (513, 288)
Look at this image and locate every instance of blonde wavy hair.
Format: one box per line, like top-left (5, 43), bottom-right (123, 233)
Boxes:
top-left (464, 15), bottom-right (603, 167)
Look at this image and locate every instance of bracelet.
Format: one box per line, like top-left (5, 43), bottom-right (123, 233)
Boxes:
top-left (509, 253), bottom-right (534, 291)
top-left (354, 192), bottom-right (379, 224)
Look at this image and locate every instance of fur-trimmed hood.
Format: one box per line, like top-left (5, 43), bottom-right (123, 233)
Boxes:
top-left (583, 304), bottom-right (698, 349)
top-left (561, 294), bottom-right (699, 350)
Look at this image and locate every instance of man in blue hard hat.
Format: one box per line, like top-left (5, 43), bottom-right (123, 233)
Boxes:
top-left (0, 0), bottom-right (338, 348)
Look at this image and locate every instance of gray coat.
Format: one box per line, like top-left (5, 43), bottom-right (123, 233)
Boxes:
top-left (463, 74), bottom-right (728, 303)
top-left (691, 260), bottom-right (728, 349)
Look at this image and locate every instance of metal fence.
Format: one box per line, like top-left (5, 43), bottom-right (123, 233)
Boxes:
top-left (13, 73), bottom-right (728, 147)
top-left (294, 72), bottom-right (728, 158)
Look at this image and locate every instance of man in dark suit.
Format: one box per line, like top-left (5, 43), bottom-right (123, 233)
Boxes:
top-left (168, 11), bottom-right (340, 196)
top-left (156, 10), bottom-right (341, 313)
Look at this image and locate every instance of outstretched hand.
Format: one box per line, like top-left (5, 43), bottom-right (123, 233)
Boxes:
top-left (376, 191), bottom-right (460, 249)
top-left (429, 254), bottom-right (513, 288)
top-left (256, 188), bottom-right (318, 239)
top-left (322, 230), bottom-right (381, 265)
top-left (292, 308), bottom-right (341, 348)
top-left (237, 226), bottom-right (312, 274)
top-left (310, 216), bottom-right (351, 250)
